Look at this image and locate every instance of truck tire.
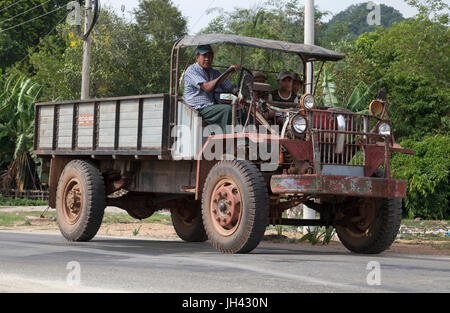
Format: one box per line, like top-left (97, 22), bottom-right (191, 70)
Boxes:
top-left (56, 160), bottom-right (105, 242)
top-left (171, 205), bottom-right (207, 242)
top-left (202, 160), bottom-right (269, 254)
top-left (335, 198), bottom-right (402, 254)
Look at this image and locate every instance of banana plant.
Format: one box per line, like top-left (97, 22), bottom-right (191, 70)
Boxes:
top-left (321, 70), bottom-right (340, 108)
top-left (321, 69), bottom-right (384, 114)
top-left (0, 73), bottom-right (42, 191)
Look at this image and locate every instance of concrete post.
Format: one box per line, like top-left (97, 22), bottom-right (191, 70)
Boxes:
top-left (81, 0), bottom-right (92, 100)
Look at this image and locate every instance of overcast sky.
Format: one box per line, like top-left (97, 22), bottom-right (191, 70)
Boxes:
top-left (102, 0), bottom-right (423, 34)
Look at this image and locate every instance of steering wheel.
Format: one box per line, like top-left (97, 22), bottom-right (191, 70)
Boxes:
top-left (212, 67), bottom-right (254, 104)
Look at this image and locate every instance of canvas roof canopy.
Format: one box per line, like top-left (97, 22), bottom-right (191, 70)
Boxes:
top-left (175, 34), bottom-right (345, 62)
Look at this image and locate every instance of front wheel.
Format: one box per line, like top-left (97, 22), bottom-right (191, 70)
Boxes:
top-left (335, 198), bottom-right (402, 254)
top-left (202, 160), bottom-right (269, 254)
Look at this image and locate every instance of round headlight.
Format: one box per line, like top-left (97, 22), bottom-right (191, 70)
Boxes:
top-left (292, 115), bottom-right (307, 134)
top-left (379, 123), bottom-right (391, 136)
top-left (369, 100), bottom-right (384, 116)
top-left (301, 94), bottom-right (315, 110)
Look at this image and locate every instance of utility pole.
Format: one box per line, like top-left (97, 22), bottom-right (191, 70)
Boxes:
top-left (303, 0), bottom-right (317, 229)
top-left (304, 0), bottom-right (314, 94)
top-left (81, 0), bottom-right (92, 100)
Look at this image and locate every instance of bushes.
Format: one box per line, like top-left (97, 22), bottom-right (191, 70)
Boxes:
top-left (387, 73), bottom-right (450, 140)
top-left (391, 135), bottom-right (450, 220)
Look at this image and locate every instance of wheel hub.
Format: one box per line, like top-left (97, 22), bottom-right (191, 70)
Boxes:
top-left (210, 179), bottom-right (242, 236)
top-left (63, 179), bottom-right (83, 225)
top-left (345, 199), bottom-right (377, 238)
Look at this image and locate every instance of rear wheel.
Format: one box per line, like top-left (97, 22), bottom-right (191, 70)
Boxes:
top-left (56, 160), bottom-right (105, 242)
top-left (202, 160), bottom-right (269, 254)
top-left (171, 202), bottom-right (207, 243)
top-left (335, 198), bottom-right (402, 254)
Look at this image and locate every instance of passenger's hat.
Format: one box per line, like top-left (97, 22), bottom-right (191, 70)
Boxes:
top-left (253, 71), bottom-right (267, 80)
top-left (278, 69), bottom-right (294, 81)
top-left (196, 45), bottom-right (214, 55)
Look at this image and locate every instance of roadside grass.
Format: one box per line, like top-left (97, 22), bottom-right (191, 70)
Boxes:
top-left (0, 211), bottom-right (56, 227)
top-left (0, 195), bottom-right (48, 207)
top-left (0, 210), bottom-right (172, 227)
top-left (400, 219), bottom-right (449, 229)
top-left (102, 212), bottom-right (172, 225)
top-left (265, 219), bottom-right (449, 245)
top-left (398, 219), bottom-right (449, 242)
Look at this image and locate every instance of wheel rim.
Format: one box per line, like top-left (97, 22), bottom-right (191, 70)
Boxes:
top-left (62, 178), bottom-right (83, 225)
top-left (344, 199), bottom-right (377, 238)
top-left (210, 178), bottom-right (243, 237)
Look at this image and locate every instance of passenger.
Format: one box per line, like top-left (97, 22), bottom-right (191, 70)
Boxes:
top-left (184, 45), bottom-right (242, 134)
top-left (291, 72), bottom-right (303, 100)
top-left (266, 70), bottom-right (298, 126)
top-left (253, 71), bottom-right (268, 84)
top-left (268, 70), bottom-right (297, 104)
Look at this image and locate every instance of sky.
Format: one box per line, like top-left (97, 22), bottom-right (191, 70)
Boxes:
top-left (102, 0), bottom-right (423, 34)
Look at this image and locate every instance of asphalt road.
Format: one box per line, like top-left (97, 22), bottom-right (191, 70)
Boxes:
top-left (0, 231), bottom-right (449, 293)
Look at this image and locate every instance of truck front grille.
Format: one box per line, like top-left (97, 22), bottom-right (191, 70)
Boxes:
top-left (307, 110), bottom-right (380, 166)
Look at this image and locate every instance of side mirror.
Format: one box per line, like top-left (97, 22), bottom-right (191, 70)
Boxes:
top-left (239, 74), bottom-right (254, 99)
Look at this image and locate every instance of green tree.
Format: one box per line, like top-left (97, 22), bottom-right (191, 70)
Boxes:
top-left (326, 11), bottom-right (449, 140)
top-left (322, 2), bottom-right (405, 45)
top-left (392, 135), bottom-right (450, 220)
top-left (0, 0), bottom-right (68, 70)
top-left (134, 0), bottom-right (187, 93)
top-left (30, 3), bottom-right (187, 101)
top-left (199, 0), bottom-right (329, 85)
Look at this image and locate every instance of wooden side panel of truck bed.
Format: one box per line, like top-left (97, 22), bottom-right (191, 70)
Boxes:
top-left (34, 94), bottom-right (173, 157)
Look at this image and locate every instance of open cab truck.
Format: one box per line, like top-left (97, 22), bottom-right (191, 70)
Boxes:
top-left (34, 34), bottom-right (414, 254)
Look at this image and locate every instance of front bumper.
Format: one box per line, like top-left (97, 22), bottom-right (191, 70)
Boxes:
top-left (270, 175), bottom-right (408, 199)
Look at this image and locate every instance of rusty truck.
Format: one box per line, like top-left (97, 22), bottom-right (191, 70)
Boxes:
top-left (34, 34), bottom-right (414, 254)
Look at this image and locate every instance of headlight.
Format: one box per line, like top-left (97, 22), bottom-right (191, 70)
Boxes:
top-left (370, 100), bottom-right (384, 116)
top-left (292, 115), bottom-right (307, 134)
top-left (300, 94), bottom-right (315, 110)
top-left (378, 123), bottom-right (391, 136)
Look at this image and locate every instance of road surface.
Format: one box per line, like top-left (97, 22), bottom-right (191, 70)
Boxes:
top-left (0, 231), bottom-right (448, 293)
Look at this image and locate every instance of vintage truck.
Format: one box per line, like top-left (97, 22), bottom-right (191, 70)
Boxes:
top-left (34, 34), bottom-right (414, 254)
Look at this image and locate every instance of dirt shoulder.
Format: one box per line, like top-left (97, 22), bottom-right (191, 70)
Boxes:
top-left (0, 206), bottom-right (448, 256)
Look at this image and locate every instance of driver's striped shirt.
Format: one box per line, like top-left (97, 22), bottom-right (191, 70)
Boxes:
top-left (183, 62), bottom-right (233, 110)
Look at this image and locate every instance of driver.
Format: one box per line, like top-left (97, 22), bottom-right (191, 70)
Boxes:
top-left (184, 45), bottom-right (242, 134)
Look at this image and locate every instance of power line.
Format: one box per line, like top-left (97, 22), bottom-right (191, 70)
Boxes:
top-left (16, 12), bottom-right (68, 66)
top-left (0, 5), bottom-right (64, 34)
top-left (0, 0), bottom-right (54, 25)
top-left (0, 0), bottom-right (24, 14)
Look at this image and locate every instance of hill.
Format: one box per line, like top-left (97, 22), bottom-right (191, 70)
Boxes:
top-left (321, 2), bottom-right (405, 43)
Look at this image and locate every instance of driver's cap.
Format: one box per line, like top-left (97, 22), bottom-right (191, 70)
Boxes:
top-left (196, 45), bottom-right (214, 55)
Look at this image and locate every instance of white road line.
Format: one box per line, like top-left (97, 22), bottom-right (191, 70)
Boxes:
top-left (0, 274), bottom-right (128, 293)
